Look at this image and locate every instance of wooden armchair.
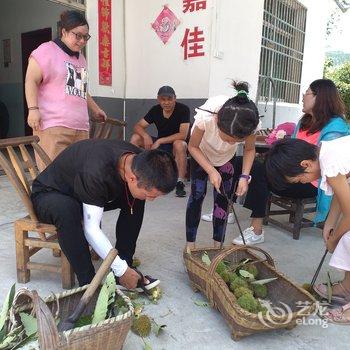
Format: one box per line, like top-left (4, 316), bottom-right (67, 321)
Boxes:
top-left (0, 136), bottom-right (74, 289)
top-left (90, 117), bottom-right (126, 140)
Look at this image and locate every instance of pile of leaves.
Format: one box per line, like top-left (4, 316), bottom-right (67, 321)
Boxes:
top-left (202, 252), bottom-right (277, 314)
top-left (73, 272), bottom-right (167, 350)
top-left (0, 273), bottom-right (165, 350)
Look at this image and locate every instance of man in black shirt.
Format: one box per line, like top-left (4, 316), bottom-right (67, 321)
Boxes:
top-left (31, 139), bottom-right (178, 289)
top-left (130, 86), bottom-right (190, 197)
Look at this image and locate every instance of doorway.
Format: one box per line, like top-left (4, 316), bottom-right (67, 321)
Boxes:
top-left (21, 28), bottom-right (52, 136)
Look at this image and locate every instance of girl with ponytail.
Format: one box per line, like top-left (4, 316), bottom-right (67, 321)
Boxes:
top-left (186, 81), bottom-right (268, 249)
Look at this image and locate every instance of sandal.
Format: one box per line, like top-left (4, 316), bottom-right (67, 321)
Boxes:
top-left (313, 282), bottom-right (350, 305)
top-left (323, 303), bottom-right (350, 325)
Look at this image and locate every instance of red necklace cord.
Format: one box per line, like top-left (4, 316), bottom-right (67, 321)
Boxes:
top-left (123, 153), bottom-right (135, 215)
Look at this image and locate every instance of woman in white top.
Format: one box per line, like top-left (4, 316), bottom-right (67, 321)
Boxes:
top-left (265, 136), bottom-right (350, 324)
top-left (186, 81), bottom-right (264, 249)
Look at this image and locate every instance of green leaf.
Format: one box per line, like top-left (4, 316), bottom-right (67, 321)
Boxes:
top-left (126, 291), bottom-right (139, 300)
top-left (230, 259), bottom-right (252, 273)
top-left (239, 269), bottom-right (254, 280)
top-left (116, 306), bottom-right (128, 316)
top-left (251, 277), bottom-right (278, 285)
top-left (0, 326), bottom-right (22, 349)
top-left (152, 321), bottom-right (166, 336)
top-left (327, 272), bottom-right (333, 304)
top-left (0, 284), bottom-right (16, 341)
top-left (9, 333), bottom-right (36, 350)
top-left (143, 341), bottom-right (152, 350)
top-left (92, 284), bottom-right (109, 324)
top-left (132, 258), bottom-right (141, 268)
top-left (240, 258), bottom-right (252, 265)
top-left (194, 300), bottom-right (209, 307)
top-left (201, 252), bottom-right (211, 266)
top-left (327, 271), bottom-right (333, 286)
top-left (74, 315), bottom-right (92, 328)
top-left (19, 313), bottom-right (37, 337)
top-left (0, 333), bottom-right (19, 349)
top-left (105, 272), bottom-right (116, 304)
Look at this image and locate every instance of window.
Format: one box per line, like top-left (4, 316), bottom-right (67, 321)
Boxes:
top-left (258, 0), bottom-right (307, 103)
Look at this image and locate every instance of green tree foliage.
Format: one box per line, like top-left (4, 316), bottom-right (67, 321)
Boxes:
top-left (324, 60), bottom-right (350, 119)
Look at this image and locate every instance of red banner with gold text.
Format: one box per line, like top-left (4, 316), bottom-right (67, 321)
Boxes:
top-left (98, 0), bottom-right (112, 85)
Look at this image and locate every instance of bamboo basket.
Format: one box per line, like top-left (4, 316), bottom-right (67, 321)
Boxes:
top-left (183, 245), bottom-right (317, 340)
top-left (11, 285), bottom-right (134, 350)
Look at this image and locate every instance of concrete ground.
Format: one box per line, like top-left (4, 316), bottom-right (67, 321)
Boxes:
top-left (0, 174), bottom-right (347, 349)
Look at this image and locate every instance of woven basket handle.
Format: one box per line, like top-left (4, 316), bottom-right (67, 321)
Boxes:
top-left (12, 289), bottom-right (60, 349)
top-left (208, 245), bottom-right (275, 278)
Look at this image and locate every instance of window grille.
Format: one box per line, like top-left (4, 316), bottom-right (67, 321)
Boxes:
top-left (258, 0), bottom-right (307, 103)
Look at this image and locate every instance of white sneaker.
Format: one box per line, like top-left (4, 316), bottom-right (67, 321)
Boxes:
top-left (201, 212), bottom-right (235, 224)
top-left (232, 226), bottom-right (264, 245)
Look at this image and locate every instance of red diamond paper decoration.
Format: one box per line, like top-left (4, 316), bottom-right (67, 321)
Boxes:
top-left (151, 6), bottom-right (180, 44)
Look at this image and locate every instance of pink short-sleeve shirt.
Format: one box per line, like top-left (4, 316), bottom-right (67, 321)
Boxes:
top-left (30, 41), bottom-right (89, 131)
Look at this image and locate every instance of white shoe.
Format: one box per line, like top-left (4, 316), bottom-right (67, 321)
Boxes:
top-left (201, 212), bottom-right (235, 224)
top-left (232, 226), bottom-right (264, 245)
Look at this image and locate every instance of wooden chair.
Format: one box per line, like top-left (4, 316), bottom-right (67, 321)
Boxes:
top-left (0, 136), bottom-right (74, 289)
top-left (90, 117), bottom-right (126, 140)
top-left (263, 194), bottom-right (317, 240)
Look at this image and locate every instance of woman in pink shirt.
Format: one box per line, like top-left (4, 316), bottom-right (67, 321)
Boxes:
top-left (25, 10), bottom-right (106, 171)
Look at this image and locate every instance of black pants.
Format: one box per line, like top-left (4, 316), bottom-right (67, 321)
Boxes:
top-left (240, 158), bottom-right (318, 214)
top-left (31, 191), bottom-right (145, 286)
top-left (233, 156), bottom-right (271, 218)
top-left (271, 182), bottom-right (318, 198)
top-left (186, 156), bottom-right (270, 242)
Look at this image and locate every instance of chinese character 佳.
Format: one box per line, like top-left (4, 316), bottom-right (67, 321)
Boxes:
top-left (183, 0), bottom-right (207, 13)
top-left (181, 27), bottom-right (205, 60)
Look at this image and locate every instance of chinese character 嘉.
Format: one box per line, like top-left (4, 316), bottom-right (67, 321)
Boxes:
top-left (183, 0), bottom-right (207, 13)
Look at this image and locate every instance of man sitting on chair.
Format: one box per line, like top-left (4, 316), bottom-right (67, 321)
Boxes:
top-left (130, 86), bottom-right (190, 197)
top-left (31, 139), bottom-right (178, 289)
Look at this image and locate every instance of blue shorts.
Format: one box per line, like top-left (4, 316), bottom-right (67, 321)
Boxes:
top-left (151, 136), bottom-right (173, 154)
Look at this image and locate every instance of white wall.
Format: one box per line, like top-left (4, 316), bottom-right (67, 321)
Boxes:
top-left (125, 0), bottom-right (211, 98)
top-left (299, 0), bottom-right (330, 95)
top-left (88, 0), bottom-right (264, 100)
top-left (208, 0), bottom-right (264, 100)
top-left (88, 0), bottom-right (212, 99)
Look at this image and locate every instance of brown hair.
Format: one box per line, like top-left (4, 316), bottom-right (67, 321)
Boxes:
top-left (300, 79), bottom-right (346, 134)
top-left (58, 10), bottom-right (89, 37)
